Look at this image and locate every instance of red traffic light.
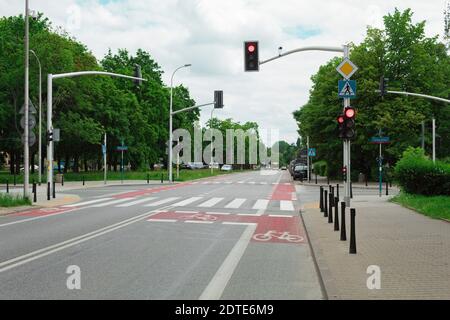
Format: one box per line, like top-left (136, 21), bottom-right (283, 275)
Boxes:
top-left (342, 166), bottom-right (347, 173)
top-left (248, 44), bottom-right (256, 53)
top-left (345, 107), bottom-right (355, 118)
top-left (337, 115), bottom-right (345, 124)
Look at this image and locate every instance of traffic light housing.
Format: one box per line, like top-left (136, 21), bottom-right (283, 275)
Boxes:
top-left (342, 166), bottom-right (347, 181)
top-left (337, 107), bottom-right (356, 140)
top-left (134, 64), bottom-right (142, 86)
top-left (244, 41), bottom-right (259, 72)
top-left (214, 90), bottom-right (224, 109)
top-left (46, 130), bottom-right (53, 143)
top-left (379, 76), bottom-right (388, 97)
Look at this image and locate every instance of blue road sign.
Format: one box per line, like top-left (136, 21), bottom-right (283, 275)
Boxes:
top-left (338, 80), bottom-right (356, 99)
top-left (102, 144), bottom-right (106, 155)
top-left (308, 148), bottom-right (316, 157)
top-left (370, 137), bottom-right (390, 144)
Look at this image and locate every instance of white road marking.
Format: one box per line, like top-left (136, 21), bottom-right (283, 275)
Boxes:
top-left (175, 210), bottom-right (199, 214)
top-left (185, 220), bottom-right (214, 224)
top-left (171, 197), bottom-right (203, 207)
top-left (252, 199), bottom-right (269, 210)
top-left (115, 197), bottom-right (157, 207)
top-left (198, 197), bottom-right (224, 208)
top-left (280, 200), bottom-right (295, 211)
top-left (222, 222), bottom-right (257, 226)
top-left (88, 198), bottom-right (134, 207)
top-left (63, 198), bottom-right (112, 207)
top-left (147, 219), bottom-right (177, 223)
top-left (268, 214), bottom-right (294, 218)
top-left (205, 212), bottom-right (231, 215)
top-left (199, 224), bottom-right (257, 300)
top-left (144, 197), bottom-right (180, 207)
top-left (237, 213), bottom-right (258, 216)
top-left (224, 198), bottom-right (246, 209)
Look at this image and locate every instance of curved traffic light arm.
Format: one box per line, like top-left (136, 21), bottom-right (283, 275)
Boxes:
top-left (375, 90), bottom-right (450, 104)
top-left (259, 46), bottom-right (344, 66)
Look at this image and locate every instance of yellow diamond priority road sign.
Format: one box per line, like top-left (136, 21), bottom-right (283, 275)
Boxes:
top-left (336, 58), bottom-right (358, 79)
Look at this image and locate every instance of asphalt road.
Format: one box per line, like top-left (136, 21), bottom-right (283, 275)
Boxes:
top-left (0, 170), bottom-right (323, 299)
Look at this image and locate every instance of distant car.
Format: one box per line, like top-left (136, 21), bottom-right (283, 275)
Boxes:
top-left (186, 162), bottom-right (205, 170)
top-left (293, 165), bottom-right (308, 181)
top-left (221, 164), bottom-right (232, 171)
top-left (208, 162), bottom-right (219, 169)
top-left (281, 166), bottom-right (287, 170)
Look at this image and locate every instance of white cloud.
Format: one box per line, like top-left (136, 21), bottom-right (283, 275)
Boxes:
top-left (1, 0), bottom-right (446, 143)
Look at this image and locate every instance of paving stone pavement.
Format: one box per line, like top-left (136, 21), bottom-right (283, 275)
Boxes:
top-left (302, 195), bottom-right (450, 299)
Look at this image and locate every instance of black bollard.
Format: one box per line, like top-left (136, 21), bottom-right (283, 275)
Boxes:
top-left (315, 173), bottom-right (317, 184)
top-left (328, 193), bottom-right (333, 224)
top-left (14, 174), bottom-right (16, 186)
top-left (329, 185), bottom-right (332, 194)
top-left (52, 181), bottom-right (56, 199)
top-left (33, 183), bottom-right (37, 203)
top-left (47, 182), bottom-right (50, 201)
top-left (340, 202), bottom-right (347, 241)
top-left (82, 176), bottom-right (85, 186)
top-left (161, 173), bottom-right (163, 184)
top-left (349, 208), bottom-right (357, 254)
top-left (334, 197), bottom-right (339, 231)
top-left (327, 175), bottom-right (330, 185)
top-left (324, 190), bottom-right (328, 217)
top-left (62, 174), bottom-right (64, 186)
top-left (319, 186), bottom-right (324, 212)
top-left (147, 173), bottom-right (150, 184)
top-left (6, 180), bottom-right (9, 193)
top-left (386, 180), bottom-right (389, 196)
top-left (336, 184), bottom-right (339, 200)
top-left (350, 181), bottom-right (353, 199)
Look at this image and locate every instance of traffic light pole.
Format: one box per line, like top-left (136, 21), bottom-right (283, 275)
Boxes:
top-left (46, 71), bottom-right (146, 195)
top-left (342, 45), bottom-right (351, 207)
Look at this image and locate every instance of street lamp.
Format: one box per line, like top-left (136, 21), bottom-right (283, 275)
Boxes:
top-left (30, 49), bottom-right (42, 185)
top-left (169, 64), bottom-right (191, 182)
top-left (23, 0), bottom-right (30, 197)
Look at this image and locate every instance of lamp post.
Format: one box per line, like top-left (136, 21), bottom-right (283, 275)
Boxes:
top-left (169, 64), bottom-right (191, 182)
top-left (210, 108), bottom-right (215, 174)
top-left (30, 49), bottom-right (42, 185)
top-left (23, 0), bottom-right (30, 197)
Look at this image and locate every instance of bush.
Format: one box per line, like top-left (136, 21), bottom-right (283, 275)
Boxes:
top-left (313, 161), bottom-right (327, 176)
top-left (394, 147), bottom-right (450, 196)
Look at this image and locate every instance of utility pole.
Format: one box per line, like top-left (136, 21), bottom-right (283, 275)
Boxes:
top-left (306, 136), bottom-right (310, 182)
top-left (421, 121), bottom-right (425, 150)
top-left (30, 50), bottom-right (42, 186)
top-left (432, 118), bottom-right (436, 163)
top-left (23, 0), bottom-right (30, 198)
top-left (103, 133), bottom-right (107, 185)
top-left (342, 44), bottom-right (351, 207)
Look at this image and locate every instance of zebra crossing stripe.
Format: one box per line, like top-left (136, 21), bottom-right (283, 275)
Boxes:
top-left (116, 197), bottom-right (157, 207)
top-left (144, 197), bottom-right (180, 207)
top-left (252, 199), bottom-right (269, 210)
top-left (280, 200), bottom-right (294, 211)
top-left (198, 197), bottom-right (224, 208)
top-left (89, 198), bottom-right (134, 208)
top-left (171, 197), bottom-right (203, 207)
top-left (225, 198), bottom-right (246, 209)
top-left (63, 198), bottom-right (112, 207)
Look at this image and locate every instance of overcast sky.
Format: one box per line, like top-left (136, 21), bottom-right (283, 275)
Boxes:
top-left (1, 0), bottom-right (447, 143)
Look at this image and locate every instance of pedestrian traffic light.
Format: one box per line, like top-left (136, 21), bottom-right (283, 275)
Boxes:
top-left (244, 41), bottom-right (259, 72)
top-left (46, 130), bottom-right (53, 143)
top-left (379, 75), bottom-right (388, 97)
top-left (214, 90), bottom-right (223, 108)
top-left (134, 64), bottom-right (142, 86)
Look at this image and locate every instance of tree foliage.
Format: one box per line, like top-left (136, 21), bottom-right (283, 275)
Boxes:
top-left (294, 9), bottom-right (450, 179)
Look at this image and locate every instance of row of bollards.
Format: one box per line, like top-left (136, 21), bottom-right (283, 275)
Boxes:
top-left (319, 184), bottom-right (357, 254)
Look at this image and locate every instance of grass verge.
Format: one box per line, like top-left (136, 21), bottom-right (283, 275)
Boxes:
top-left (391, 192), bottom-right (450, 220)
top-left (0, 193), bottom-right (31, 207)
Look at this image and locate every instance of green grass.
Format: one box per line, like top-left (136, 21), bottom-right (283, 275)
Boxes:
top-left (0, 193), bottom-right (31, 207)
top-left (391, 192), bottom-right (450, 220)
top-left (0, 168), bottom-right (242, 184)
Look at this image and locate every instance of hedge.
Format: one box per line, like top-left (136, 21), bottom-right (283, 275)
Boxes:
top-left (394, 147), bottom-right (450, 196)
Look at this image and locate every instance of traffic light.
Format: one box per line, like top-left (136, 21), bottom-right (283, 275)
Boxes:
top-left (46, 130), bottom-right (53, 143)
top-left (337, 107), bottom-right (356, 140)
top-left (379, 75), bottom-right (388, 97)
top-left (244, 41), bottom-right (259, 72)
top-left (342, 166), bottom-right (347, 181)
top-left (214, 90), bottom-right (223, 108)
top-left (134, 64), bottom-right (142, 86)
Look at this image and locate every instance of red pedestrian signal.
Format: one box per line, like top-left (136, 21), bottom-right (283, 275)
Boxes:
top-left (244, 41), bottom-right (259, 72)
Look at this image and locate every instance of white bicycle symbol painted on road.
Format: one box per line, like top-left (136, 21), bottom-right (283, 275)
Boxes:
top-left (253, 230), bottom-right (304, 243)
top-left (180, 213), bottom-right (217, 221)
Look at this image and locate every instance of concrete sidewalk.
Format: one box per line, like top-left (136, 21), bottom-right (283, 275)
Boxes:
top-left (302, 195), bottom-right (450, 299)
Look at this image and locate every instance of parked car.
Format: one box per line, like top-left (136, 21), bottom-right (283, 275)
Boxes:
top-left (281, 166), bottom-right (287, 170)
top-left (220, 164), bottom-right (232, 171)
top-left (186, 162), bottom-right (205, 170)
top-left (208, 162), bottom-right (219, 169)
top-left (293, 164), bottom-right (308, 181)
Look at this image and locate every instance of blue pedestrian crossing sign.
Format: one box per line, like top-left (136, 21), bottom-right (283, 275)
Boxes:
top-left (338, 80), bottom-right (356, 99)
top-left (308, 148), bottom-right (316, 157)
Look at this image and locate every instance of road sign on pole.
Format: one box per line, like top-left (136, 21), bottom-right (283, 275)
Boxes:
top-left (336, 58), bottom-right (358, 79)
top-left (308, 148), bottom-right (316, 157)
top-left (338, 80), bottom-right (356, 98)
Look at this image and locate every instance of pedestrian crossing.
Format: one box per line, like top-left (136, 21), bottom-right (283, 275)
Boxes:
top-left (191, 181), bottom-right (292, 186)
top-left (63, 195), bottom-right (296, 212)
